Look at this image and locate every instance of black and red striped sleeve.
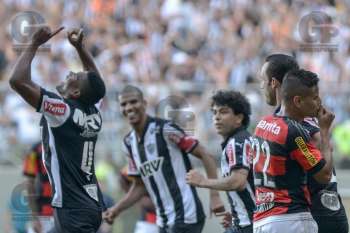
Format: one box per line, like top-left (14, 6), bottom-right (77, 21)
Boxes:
top-left (288, 123), bottom-right (325, 175)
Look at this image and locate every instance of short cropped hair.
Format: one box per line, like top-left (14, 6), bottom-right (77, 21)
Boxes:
top-left (118, 85), bottom-right (144, 100)
top-left (211, 90), bottom-right (251, 128)
top-left (265, 54), bottom-right (299, 83)
top-left (281, 69), bottom-right (319, 102)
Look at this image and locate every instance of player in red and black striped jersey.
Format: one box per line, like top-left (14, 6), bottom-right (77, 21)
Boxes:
top-left (259, 54), bottom-right (348, 233)
top-left (23, 142), bottom-right (55, 233)
top-left (253, 69), bottom-right (334, 233)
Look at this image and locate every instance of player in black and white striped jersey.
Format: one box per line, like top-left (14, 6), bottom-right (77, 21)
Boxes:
top-left (9, 27), bottom-right (106, 233)
top-left (104, 85), bottom-right (224, 233)
top-left (186, 90), bottom-right (255, 233)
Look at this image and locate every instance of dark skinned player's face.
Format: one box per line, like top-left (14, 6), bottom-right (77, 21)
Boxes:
top-left (295, 86), bottom-right (322, 118)
top-left (119, 92), bottom-right (147, 127)
top-left (56, 71), bottom-right (87, 99)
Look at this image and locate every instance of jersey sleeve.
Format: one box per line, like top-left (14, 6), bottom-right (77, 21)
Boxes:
top-left (302, 118), bottom-right (320, 137)
top-left (226, 136), bottom-right (251, 172)
top-left (122, 138), bottom-right (140, 177)
top-left (163, 122), bottom-right (198, 153)
top-left (288, 123), bottom-right (325, 175)
top-left (36, 88), bottom-right (71, 127)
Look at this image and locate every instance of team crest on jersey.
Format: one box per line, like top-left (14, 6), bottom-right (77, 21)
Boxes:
top-left (83, 184), bottom-right (99, 202)
top-left (139, 158), bottom-right (164, 178)
top-left (73, 109), bottom-right (102, 138)
top-left (320, 190), bottom-right (340, 211)
top-left (146, 143), bottom-right (156, 154)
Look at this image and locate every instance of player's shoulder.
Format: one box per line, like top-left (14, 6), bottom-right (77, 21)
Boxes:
top-left (255, 114), bottom-right (289, 134)
top-left (123, 131), bottom-right (134, 146)
top-left (153, 117), bottom-right (173, 127)
top-left (41, 88), bottom-right (62, 99)
top-left (234, 128), bottom-right (251, 142)
top-left (157, 117), bottom-right (186, 134)
top-left (301, 117), bottom-right (320, 135)
top-left (285, 117), bottom-right (310, 139)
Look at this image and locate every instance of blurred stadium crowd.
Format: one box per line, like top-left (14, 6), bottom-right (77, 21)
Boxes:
top-left (0, 0), bottom-right (350, 166)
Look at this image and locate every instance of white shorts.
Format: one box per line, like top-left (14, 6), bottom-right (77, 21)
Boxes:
top-left (134, 220), bottom-right (159, 233)
top-left (27, 216), bottom-right (55, 233)
top-left (253, 212), bottom-right (318, 233)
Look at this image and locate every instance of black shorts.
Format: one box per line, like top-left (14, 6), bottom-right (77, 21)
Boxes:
top-left (159, 219), bottom-right (205, 233)
top-left (53, 208), bottom-right (102, 233)
top-left (314, 216), bottom-right (349, 233)
top-left (224, 225), bottom-right (253, 233)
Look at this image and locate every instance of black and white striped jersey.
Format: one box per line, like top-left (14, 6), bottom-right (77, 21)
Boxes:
top-left (302, 118), bottom-right (347, 220)
top-left (37, 88), bottom-right (104, 210)
top-left (220, 127), bottom-right (255, 228)
top-left (123, 116), bottom-right (205, 227)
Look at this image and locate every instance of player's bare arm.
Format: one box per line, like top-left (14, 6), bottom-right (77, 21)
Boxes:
top-left (67, 28), bottom-right (102, 77)
top-left (186, 168), bottom-right (248, 191)
top-left (9, 26), bottom-right (64, 109)
top-left (168, 132), bottom-right (225, 213)
top-left (313, 106), bottom-right (334, 184)
top-left (104, 177), bottom-right (147, 224)
top-left (190, 144), bottom-right (225, 213)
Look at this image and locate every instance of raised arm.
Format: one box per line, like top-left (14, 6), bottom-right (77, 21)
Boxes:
top-left (190, 145), bottom-right (225, 213)
top-left (9, 26), bottom-right (64, 109)
top-left (67, 29), bottom-right (101, 77)
top-left (312, 107), bottom-right (334, 184)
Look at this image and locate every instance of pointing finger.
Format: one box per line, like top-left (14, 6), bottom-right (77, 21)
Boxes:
top-left (49, 26), bottom-right (64, 39)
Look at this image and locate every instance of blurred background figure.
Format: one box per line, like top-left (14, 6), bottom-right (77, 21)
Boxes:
top-left (4, 184), bottom-right (30, 233)
top-left (22, 142), bottom-right (55, 233)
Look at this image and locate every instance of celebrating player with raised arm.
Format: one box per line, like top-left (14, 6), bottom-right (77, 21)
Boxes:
top-left (9, 27), bottom-right (106, 233)
top-left (186, 90), bottom-right (255, 233)
top-left (104, 85), bottom-right (224, 233)
top-left (259, 54), bottom-right (348, 233)
top-left (253, 69), bottom-right (334, 233)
